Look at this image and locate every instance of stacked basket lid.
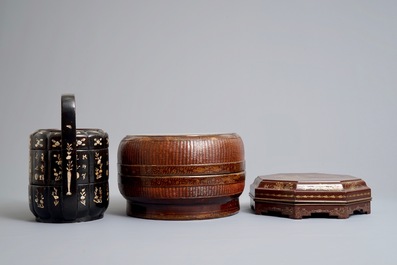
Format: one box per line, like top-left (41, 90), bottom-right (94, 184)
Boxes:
top-left (118, 133), bottom-right (245, 220)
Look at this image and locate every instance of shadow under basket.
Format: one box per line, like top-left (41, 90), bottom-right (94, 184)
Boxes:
top-left (118, 133), bottom-right (246, 220)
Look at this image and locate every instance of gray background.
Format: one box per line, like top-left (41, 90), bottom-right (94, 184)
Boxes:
top-left (0, 1), bottom-right (396, 264)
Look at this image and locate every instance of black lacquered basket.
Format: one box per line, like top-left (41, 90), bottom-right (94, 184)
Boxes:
top-left (29, 95), bottom-right (109, 222)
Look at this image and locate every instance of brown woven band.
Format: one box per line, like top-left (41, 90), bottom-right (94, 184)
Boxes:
top-left (119, 172), bottom-right (245, 187)
top-left (118, 161), bottom-right (245, 176)
top-left (119, 173), bottom-right (245, 199)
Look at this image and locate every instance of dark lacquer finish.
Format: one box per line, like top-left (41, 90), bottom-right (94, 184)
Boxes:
top-left (118, 134), bottom-right (245, 220)
top-left (250, 173), bottom-right (371, 219)
top-left (29, 95), bottom-right (109, 222)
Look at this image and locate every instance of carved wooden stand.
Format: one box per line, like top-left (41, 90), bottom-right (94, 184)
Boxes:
top-left (252, 201), bottom-right (371, 219)
top-left (250, 173), bottom-right (371, 219)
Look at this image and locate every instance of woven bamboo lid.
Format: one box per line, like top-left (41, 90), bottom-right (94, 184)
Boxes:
top-left (118, 133), bottom-right (244, 176)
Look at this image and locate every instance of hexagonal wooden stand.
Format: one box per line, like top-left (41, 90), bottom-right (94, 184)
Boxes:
top-left (250, 173), bottom-right (371, 219)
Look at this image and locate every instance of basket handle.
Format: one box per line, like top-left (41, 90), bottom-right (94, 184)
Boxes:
top-left (61, 94), bottom-right (78, 220)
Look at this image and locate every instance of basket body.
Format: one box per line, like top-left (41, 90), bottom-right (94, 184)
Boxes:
top-left (118, 134), bottom-right (245, 220)
top-left (29, 129), bottom-right (109, 222)
top-left (28, 95), bottom-right (109, 223)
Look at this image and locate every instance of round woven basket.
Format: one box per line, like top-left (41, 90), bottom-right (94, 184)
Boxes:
top-left (118, 133), bottom-right (245, 220)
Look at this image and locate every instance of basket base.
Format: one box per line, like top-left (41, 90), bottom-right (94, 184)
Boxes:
top-left (126, 197), bottom-right (240, 220)
top-left (35, 214), bottom-right (104, 223)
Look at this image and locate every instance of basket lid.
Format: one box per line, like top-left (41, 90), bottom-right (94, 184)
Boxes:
top-left (117, 133), bottom-right (245, 176)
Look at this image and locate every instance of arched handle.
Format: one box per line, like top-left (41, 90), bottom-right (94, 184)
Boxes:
top-left (61, 94), bottom-right (78, 220)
